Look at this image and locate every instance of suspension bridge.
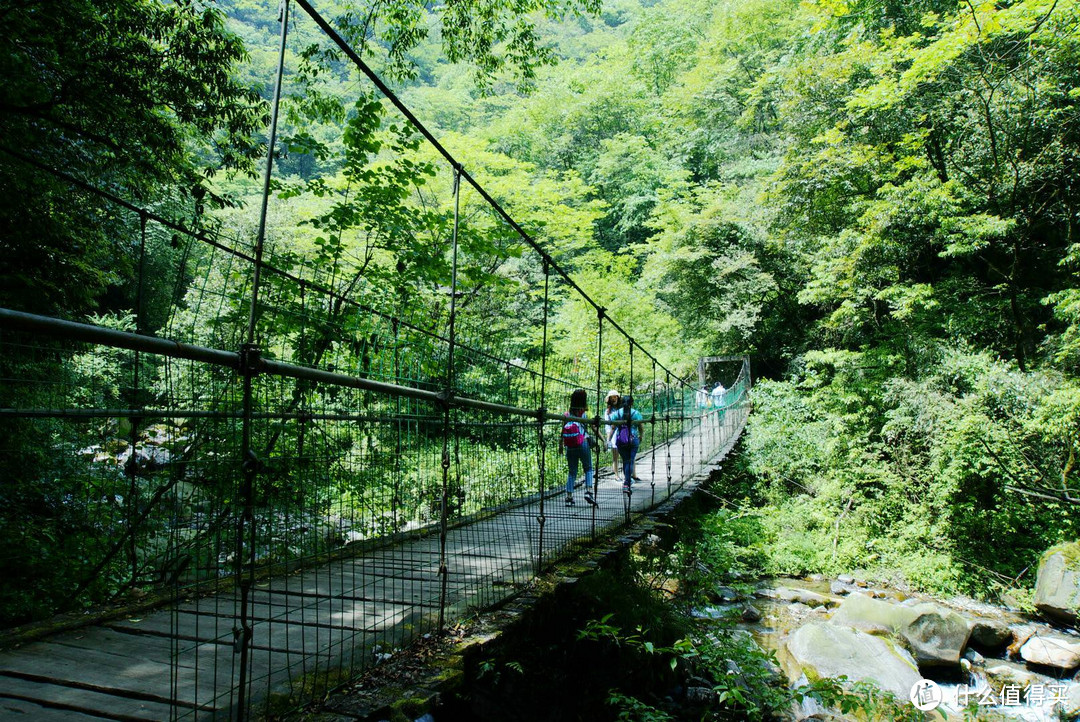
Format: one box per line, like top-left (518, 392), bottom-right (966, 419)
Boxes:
top-left (0, 0), bottom-right (751, 718)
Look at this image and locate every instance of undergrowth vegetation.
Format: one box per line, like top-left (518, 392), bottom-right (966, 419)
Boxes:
top-left (732, 349), bottom-right (1080, 598)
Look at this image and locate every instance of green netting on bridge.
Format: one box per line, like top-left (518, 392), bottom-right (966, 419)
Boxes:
top-left (0, 1), bottom-right (751, 718)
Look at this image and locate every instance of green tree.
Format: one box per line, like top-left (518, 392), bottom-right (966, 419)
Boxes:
top-left (0, 0), bottom-right (266, 317)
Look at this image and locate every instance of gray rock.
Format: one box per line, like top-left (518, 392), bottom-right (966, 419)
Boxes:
top-left (780, 622), bottom-right (921, 700)
top-left (830, 581), bottom-right (852, 596)
top-left (1034, 542), bottom-right (1080, 625)
top-left (985, 663), bottom-right (1041, 691)
top-left (837, 574), bottom-right (855, 584)
top-left (775, 587), bottom-right (840, 608)
top-left (715, 586), bottom-right (740, 602)
top-left (830, 593), bottom-right (972, 666)
top-left (963, 648), bottom-right (985, 665)
top-left (686, 686), bottom-right (715, 705)
top-left (741, 605), bottom-right (761, 623)
top-left (969, 619), bottom-right (1013, 652)
top-left (1019, 633), bottom-right (1080, 670)
top-left (143, 444), bottom-right (171, 467)
top-left (1062, 683), bottom-right (1080, 720)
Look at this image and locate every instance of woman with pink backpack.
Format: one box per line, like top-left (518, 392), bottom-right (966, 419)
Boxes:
top-left (560, 388), bottom-right (595, 507)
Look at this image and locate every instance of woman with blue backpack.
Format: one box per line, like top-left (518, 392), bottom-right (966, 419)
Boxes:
top-left (561, 388), bottom-right (595, 507)
top-left (610, 395), bottom-right (644, 493)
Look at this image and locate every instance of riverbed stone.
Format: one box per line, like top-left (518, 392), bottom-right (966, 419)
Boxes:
top-left (781, 622), bottom-right (921, 700)
top-left (968, 619), bottom-right (1013, 652)
top-left (1062, 683), bottom-right (1080, 720)
top-left (715, 586), bottom-right (741, 602)
top-left (1018, 633), bottom-right (1080, 670)
top-left (1034, 541), bottom-right (1080, 625)
top-left (829, 581), bottom-right (852, 596)
top-left (830, 593), bottom-right (972, 666)
top-left (984, 663), bottom-right (1041, 691)
top-left (774, 586), bottom-right (839, 608)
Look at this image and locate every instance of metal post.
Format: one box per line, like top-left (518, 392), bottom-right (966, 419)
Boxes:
top-left (127, 213), bottom-right (147, 585)
top-left (666, 371), bottom-right (672, 495)
top-left (650, 360), bottom-right (656, 504)
top-left (597, 310), bottom-right (610, 488)
top-left (393, 318), bottom-right (402, 530)
top-left (437, 164), bottom-right (463, 633)
top-left (680, 378), bottom-right (686, 486)
top-left (236, 1), bottom-right (289, 717)
top-left (625, 340), bottom-right (634, 520)
top-left (535, 259), bottom-right (550, 574)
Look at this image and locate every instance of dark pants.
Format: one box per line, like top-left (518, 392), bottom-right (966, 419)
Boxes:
top-left (617, 440), bottom-right (639, 487)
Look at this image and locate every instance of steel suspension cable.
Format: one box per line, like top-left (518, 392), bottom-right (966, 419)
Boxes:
top-left (289, 0), bottom-right (689, 392)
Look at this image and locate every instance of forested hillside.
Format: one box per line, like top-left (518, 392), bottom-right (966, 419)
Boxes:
top-left (218, 0), bottom-right (1080, 597)
top-left (2, 0), bottom-right (1078, 627)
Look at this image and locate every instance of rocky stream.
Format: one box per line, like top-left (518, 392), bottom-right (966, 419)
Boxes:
top-left (697, 555), bottom-right (1080, 720)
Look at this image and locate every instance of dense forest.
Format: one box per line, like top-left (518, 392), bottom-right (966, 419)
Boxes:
top-left (222, 0), bottom-right (1080, 599)
top-left (2, 0), bottom-right (1079, 639)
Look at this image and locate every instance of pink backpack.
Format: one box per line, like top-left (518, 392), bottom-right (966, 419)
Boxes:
top-left (561, 416), bottom-right (586, 448)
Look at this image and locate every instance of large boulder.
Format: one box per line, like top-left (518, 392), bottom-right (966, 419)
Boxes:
top-left (830, 593), bottom-right (972, 666)
top-left (968, 619), bottom-right (1013, 652)
top-left (781, 621), bottom-right (922, 701)
top-left (1033, 541), bottom-right (1080, 625)
top-left (1018, 633), bottom-right (1080, 671)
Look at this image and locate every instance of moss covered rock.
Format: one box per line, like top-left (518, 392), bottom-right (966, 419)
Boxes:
top-left (830, 593), bottom-right (971, 667)
top-left (780, 621), bottom-right (921, 700)
top-left (1033, 541), bottom-right (1080, 625)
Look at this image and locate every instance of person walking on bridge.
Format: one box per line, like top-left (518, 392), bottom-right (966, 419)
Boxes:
top-left (604, 390), bottom-right (622, 477)
top-left (610, 395), bottom-right (643, 493)
top-left (561, 389), bottom-right (595, 507)
top-left (709, 382), bottom-right (725, 409)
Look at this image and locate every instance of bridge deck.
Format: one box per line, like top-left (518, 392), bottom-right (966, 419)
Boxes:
top-left (0, 414), bottom-right (740, 720)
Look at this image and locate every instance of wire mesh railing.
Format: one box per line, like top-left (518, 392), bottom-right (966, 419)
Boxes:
top-left (0, 1), bottom-right (751, 718)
